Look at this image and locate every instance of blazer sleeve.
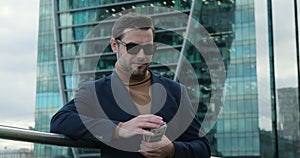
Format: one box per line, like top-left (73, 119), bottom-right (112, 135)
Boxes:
top-left (50, 81), bottom-right (119, 144)
top-left (172, 85), bottom-right (211, 158)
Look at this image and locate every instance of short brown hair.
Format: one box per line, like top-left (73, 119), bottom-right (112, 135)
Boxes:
top-left (111, 13), bottom-right (155, 39)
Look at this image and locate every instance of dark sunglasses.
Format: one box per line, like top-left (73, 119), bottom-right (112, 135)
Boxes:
top-left (116, 39), bottom-right (157, 55)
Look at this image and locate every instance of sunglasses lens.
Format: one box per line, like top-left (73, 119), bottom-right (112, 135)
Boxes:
top-left (143, 44), bottom-right (156, 55)
top-left (126, 44), bottom-right (140, 54)
top-left (122, 42), bottom-right (156, 55)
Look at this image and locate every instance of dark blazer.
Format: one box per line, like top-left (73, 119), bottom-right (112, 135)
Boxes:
top-left (50, 71), bottom-right (211, 158)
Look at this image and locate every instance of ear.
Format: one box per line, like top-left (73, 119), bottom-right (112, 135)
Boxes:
top-left (110, 38), bottom-right (118, 53)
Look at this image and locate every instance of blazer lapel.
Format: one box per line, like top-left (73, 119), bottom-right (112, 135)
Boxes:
top-left (150, 73), bottom-right (167, 115)
top-left (110, 72), bottom-right (140, 116)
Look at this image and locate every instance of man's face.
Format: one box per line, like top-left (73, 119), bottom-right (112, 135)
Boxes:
top-left (112, 29), bottom-right (154, 76)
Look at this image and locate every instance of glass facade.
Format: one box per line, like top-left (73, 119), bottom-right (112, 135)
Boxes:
top-left (215, 1), bottom-right (260, 156)
top-left (34, 0), bottom-right (72, 157)
top-left (33, 0), bottom-right (300, 157)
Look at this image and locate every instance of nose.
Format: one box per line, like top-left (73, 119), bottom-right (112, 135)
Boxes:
top-left (136, 48), bottom-right (146, 59)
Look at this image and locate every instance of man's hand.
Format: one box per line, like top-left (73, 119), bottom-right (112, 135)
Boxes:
top-left (118, 114), bottom-right (164, 138)
top-left (139, 135), bottom-right (175, 158)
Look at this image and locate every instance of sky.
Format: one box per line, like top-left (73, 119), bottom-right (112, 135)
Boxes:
top-left (272, 0), bottom-right (299, 88)
top-left (0, 0), bottom-right (39, 149)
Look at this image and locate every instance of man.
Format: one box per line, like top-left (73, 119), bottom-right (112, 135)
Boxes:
top-left (51, 13), bottom-right (210, 158)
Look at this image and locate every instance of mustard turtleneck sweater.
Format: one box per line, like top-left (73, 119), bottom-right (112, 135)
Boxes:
top-left (115, 62), bottom-right (151, 114)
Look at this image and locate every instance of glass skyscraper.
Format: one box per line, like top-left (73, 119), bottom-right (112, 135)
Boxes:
top-left (35, 0), bottom-right (71, 157)
top-left (34, 0), bottom-right (300, 157)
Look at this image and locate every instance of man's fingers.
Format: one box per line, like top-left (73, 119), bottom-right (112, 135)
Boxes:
top-left (137, 114), bottom-right (163, 124)
top-left (138, 122), bottom-right (161, 129)
top-left (118, 114), bottom-right (164, 138)
top-left (136, 128), bottom-right (155, 136)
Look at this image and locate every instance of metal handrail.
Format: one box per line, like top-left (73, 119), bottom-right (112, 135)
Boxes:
top-left (0, 125), bottom-right (100, 149)
top-left (0, 125), bottom-right (223, 158)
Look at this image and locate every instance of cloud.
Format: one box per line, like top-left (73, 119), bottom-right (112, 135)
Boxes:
top-left (0, 62), bottom-right (36, 127)
top-left (0, 0), bottom-right (38, 132)
top-left (0, 1), bottom-right (38, 55)
top-left (272, 0), bottom-right (298, 88)
top-left (256, 0), bottom-right (298, 89)
top-left (0, 4), bottom-right (14, 18)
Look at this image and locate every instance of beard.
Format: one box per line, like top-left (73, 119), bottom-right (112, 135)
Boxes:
top-left (116, 50), bottom-right (150, 79)
top-left (131, 63), bottom-right (149, 77)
